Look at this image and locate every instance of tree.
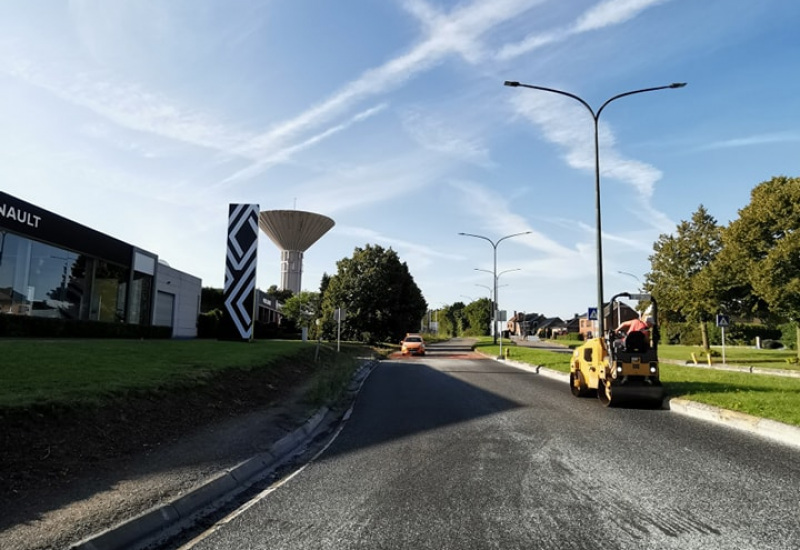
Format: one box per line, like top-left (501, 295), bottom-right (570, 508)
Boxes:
top-left (320, 244), bottom-right (427, 343)
top-left (266, 285), bottom-right (293, 303)
top-left (200, 287), bottom-right (224, 313)
top-left (281, 291), bottom-right (321, 337)
top-left (645, 205), bottom-right (722, 349)
top-left (463, 298), bottom-right (492, 336)
top-left (437, 302), bottom-right (466, 337)
top-left (718, 176), bottom-right (800, 356)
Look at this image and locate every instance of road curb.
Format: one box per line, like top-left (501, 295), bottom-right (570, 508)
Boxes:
top-left (69, 360), bottom-right (379, 550)
top-left (485, 352), bottom-right (800, 450)
top-left (667, 398), bottom-right (800, 449)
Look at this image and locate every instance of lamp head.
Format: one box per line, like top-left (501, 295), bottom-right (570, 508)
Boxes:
top-left (670, 82), bottom-right (687, 88)
top-left (504, 81), bottom-right (520, 87)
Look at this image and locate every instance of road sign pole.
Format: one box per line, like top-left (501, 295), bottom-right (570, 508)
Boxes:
top-left (722, 326), bottom-right (726, 365)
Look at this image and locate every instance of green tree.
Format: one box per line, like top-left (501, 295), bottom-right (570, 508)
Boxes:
top-left (200, 287), bottom-right (224, 313)
top-left (266, 285), bottom-right (293, 303)
top-left (439, 302), bottom-right (466, 337)
top-left (320, 244), bottom-right (427, 343)
top-left (282, 291), bottom-right (321, 337)
top-left (719, 176), bottom-right (800, 356)
top-left (645, 205), bottom-right (722, 349)
top-left (463, 298), bottom-right (492, 336)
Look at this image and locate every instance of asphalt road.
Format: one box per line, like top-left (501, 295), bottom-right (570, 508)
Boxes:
top-left (171, 339), bottom-right (800, 550)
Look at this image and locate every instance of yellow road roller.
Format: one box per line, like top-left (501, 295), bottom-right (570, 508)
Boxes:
top-left (570, 292), bottom-right (665, 407)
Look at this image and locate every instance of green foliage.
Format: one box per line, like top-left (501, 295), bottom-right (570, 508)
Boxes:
top-left (197, 308), bottom-right (223, 338)
top-left (282, 291), bottom-right (321, 332)
top-left (320, 244), bottom-right (427, 344)
top-left (646, 205), bottom-right (722, 349)
top-left (779, 321), bottom-right (799, 350)
top-left (200, 287), bottom-right (224, 313)
top-left (722, 176), bottom-right (800, 318)
top-left (463, 298), bottom-right (492, 336)
top-left (0, 314), bottom-right (171, 339)
top-left (266, 285), bottom-right (294, 303)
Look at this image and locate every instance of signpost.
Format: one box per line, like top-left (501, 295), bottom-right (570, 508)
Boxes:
top-left (716, 314), bottom-right (730, 365)
top-left (335, 307), bottom-right (347, 352)
top-left (588, 307), bottom-right (598, 338)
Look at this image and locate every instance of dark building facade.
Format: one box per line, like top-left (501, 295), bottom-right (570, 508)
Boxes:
top-left (0, 192), bottom-right (199, 335)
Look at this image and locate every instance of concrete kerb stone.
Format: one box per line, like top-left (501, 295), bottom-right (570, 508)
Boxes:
top-left (667, 398), bottom-right (800, 449)
top-left (70, 359), bottom-right (381, 550)
top-left (478, 350), bottom-right (800, 450)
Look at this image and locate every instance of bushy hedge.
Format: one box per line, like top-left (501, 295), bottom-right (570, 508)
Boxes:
top-left (660, 320), bottom-right (784, 347)
top-left (0, 314), bottom-right (172, 339)
top-left (197, 308), bottom-right (299, 340)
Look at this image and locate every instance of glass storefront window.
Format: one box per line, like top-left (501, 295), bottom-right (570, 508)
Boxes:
top-left (90, 261), bottom-right (128, 323)
top-left (0, 233), bottom-right (87, 319)
top-left (129, 272), bottom-right (153, 325)
top-left (0, 231), bottom-right (132, 324)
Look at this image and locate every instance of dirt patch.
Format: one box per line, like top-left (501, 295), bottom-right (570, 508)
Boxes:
top-left (0, 356), bottom-right (324, 550)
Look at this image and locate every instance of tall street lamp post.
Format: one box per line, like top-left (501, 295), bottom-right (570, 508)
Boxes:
top-left (476, 267), bottom-right (520, 355)
top-left (459, 231), bottom-right (532, 344)
top-left (503, 81), bottom-right (685, 336)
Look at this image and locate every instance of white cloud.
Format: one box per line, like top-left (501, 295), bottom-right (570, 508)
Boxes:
top-left (508, 92), bottom-right (664, 209)
top-left (572, 0), bottom-right (670, 33)
top-left (497, 0), bottom-right (672, 60)
top-left (697, 132), bottom-right (800, 151)
top-left (401, 109), bottom-right (492, 166)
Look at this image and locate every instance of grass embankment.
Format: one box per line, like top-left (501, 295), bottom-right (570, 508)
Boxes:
top-left (0, 339), bottom-right (371, 409)
top-left (474, 337), bottom-right (800, 427)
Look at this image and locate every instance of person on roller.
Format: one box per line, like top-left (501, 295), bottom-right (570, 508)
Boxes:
top-left (615, 316), bottom-right (654, 352)
top-left (616, 316), bottom-right (653, 339)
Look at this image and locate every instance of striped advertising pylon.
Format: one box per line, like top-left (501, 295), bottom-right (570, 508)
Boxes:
top-left (222, 204), bottom-right (259, 341)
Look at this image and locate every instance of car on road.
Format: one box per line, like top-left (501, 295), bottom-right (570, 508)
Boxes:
top-left (400, 334), bottom-right (426, 356)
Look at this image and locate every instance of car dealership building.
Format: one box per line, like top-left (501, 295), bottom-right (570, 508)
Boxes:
top-left (0, 191), bottom-right (201, 338)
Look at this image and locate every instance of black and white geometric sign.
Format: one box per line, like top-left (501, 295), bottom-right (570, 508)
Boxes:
top-left (223, 204), bottom-right (259, 341)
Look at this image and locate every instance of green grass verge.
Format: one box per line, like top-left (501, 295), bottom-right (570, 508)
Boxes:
top-left (657, 344), bottom-right (800, 370)
top-left (474, 337), bottom-right (800, 427)
top-left (0, 339), bottom-right (370, 409)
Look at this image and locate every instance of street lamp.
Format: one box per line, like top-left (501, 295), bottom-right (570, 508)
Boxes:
top-left (504, 80), bottom-right (685, 336)
top-left (617, 270), bottom-right (642, 290)
top-left (459, 231), bottom-right (532, 344)
top-left (475, 267), bottom-right (520, 348)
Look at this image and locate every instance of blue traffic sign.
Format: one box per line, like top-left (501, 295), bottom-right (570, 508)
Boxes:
top-left (716, 314), bottom-right (730, 328)
top-left (588, 307), bottom-right (598, 321)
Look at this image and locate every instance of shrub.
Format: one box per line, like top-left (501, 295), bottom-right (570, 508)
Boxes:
top-left (0, 314), bottom-right (171, 339)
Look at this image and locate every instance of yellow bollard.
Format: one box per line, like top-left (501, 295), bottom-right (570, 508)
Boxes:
top-left (691, 352), bottom-right (698, 365)
top-left (707, 353), bottom-right (712, 366)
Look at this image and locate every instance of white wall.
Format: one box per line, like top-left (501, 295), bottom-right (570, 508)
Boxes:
top-left (154, 263), bottom-right (201, 338)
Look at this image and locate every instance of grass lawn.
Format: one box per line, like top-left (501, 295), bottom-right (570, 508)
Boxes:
top-left (657, 344), bottom-right (800, 370)
top-left (0, 339), bottom-right (370, 408)
top-left (475, 337), bottom-right (800, 428)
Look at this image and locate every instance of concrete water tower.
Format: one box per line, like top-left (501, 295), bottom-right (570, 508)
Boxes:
top-left (258, 210), bottom-right (335, 294)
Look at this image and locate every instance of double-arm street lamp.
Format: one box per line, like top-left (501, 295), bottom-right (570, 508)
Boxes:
top-left (503, 80), bottom-right (686, 336)
top-left (475, 267), bottom-right (520, 342)
top-left (459, 231), bottom-right (532, 344)
top-left (476, 267), bottom-right (521, 358)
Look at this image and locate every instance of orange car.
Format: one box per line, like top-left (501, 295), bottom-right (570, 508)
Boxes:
top-left (400, 334), bottom-right (426, 356)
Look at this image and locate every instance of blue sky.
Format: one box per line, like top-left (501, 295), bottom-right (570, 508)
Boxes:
top-left (2, 0), bottom-right (798, 320)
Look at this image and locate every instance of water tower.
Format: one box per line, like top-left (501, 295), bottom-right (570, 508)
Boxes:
top-left (258, 210), bottom-right (335, 293)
